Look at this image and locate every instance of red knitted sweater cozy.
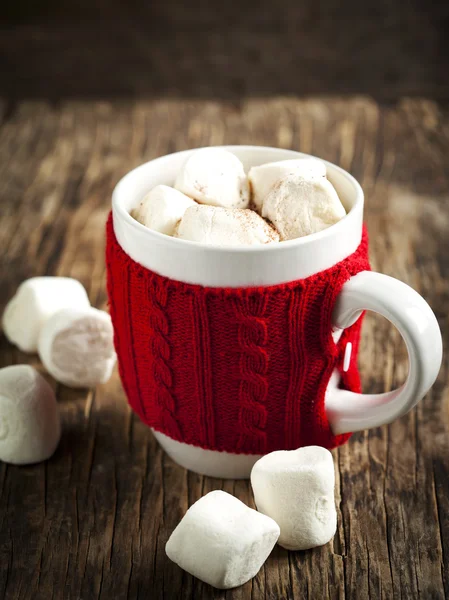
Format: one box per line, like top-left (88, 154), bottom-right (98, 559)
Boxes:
top-left (106, 214), bottom-right (371, 454)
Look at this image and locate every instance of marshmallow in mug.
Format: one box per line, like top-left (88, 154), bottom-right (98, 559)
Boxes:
top-left (38, 306), bottom-right (116, 388)
top-left (175, 148), bottom-right (250, 209)
top-left (263, 172), bottom-right (346, 240)
top-left (251, 446), bottom-right (337, 551)
top-left (2, 277), bottom-right (91, 353)
top-left (131, 184), bottom-right (196, 235)
top-left (248, 158), bottom-right (327, 214)
top-left (166, 490), bottom-right (280, 589)
top-left (0, 365), bottom-right (61, 465)
top-left (174, 205), bottom-right (280, 246)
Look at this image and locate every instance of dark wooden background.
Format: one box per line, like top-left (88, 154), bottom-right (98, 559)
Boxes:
top-left (0, 1), bottom-right (448, 598)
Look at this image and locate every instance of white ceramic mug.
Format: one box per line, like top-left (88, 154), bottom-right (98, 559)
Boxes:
top-left (110, 146), bottom-right (442, 478)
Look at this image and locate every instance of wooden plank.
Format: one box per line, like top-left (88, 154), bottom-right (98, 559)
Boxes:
top-left (0, 98), bottom-right (448, 599)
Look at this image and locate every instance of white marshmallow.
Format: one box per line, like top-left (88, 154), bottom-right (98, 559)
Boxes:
top-left (174, 205), bottom-right (280, 246)
top-left (175, 148), bottom-right (250, 209)
top-left (0, 365), bottom-right (61, 465)
top-left (131, 184), bottom-right (196, 236)
top-left (166, 490), bottom-right (280, 589)
top-left (249, 158), bottom-right (327, 214)
top-left (2, 277), bottom-right (91, 353)
top-left (251, 446), bottom-right (337, 551)
top-left (263, 173), bottom-right (346, 240)
top-left (38, 307), bottom-right (116, 388)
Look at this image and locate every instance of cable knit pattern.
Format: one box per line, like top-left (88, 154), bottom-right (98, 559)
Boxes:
top-left (190, 294), bottom-right (215, 448)
top-left (147, 276), bottom-right (181, 439)
top-left (285, 290), bottom-right (307, 449)
top-left (106, 246), bottom-right (145, 421)
top-left (106, 213), bottom-right (371, 455)
top-left (232, 296), bottom-right (269, 453)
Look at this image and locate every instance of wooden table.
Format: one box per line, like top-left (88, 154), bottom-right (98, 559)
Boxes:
top-left (1, 3), bottom-right (449, 593)
top-left (1, 97), bottom-right (448, 600)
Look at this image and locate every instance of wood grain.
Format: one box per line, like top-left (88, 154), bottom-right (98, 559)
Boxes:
top-left (0, 98), bottom-right (448, 599)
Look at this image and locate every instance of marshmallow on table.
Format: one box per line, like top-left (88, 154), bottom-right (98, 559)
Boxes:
top-left (131, 184), bottom-right (196, 235)
top-left (263, 172), bottom-right (346, 240)
top-left (175, 148), bottom-right (250, 209)
top-left (174, 205), bottom-right (280, 246)
top-left (249, 158), bottom-right (327, 214)
top-left (251, 446), bottom-right (337, 551)
top-left (166, 490), bottom-right (280, 589)
top-left (2, 277), bottom-right (91, 353)
top-left (38, 307), bottom-right (116, 388)
top-left (0, 365), bottom-right (61, 464)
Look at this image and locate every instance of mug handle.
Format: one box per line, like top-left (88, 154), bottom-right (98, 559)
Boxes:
top-left (326, 271), bottom-right (443, 434)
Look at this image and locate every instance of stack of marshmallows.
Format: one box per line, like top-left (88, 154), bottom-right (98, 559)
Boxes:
top-left (0, 277), bottom-right (116, 465)
top-left (166, 446), bottom-right (338, 589)
top-left (131, 148), bottom-right (346, 244)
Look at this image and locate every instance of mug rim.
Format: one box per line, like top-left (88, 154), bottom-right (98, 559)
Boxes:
top-left (112, 145), bottom-right (364, 254)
